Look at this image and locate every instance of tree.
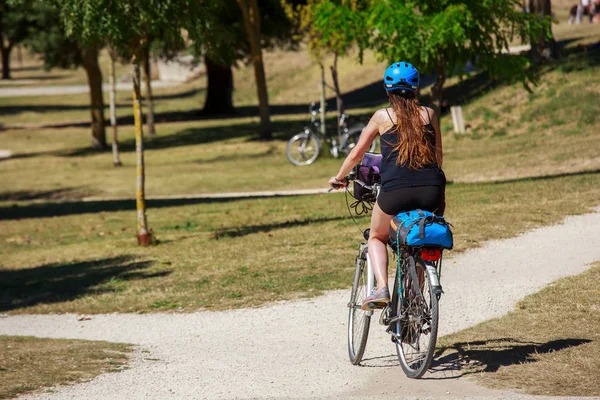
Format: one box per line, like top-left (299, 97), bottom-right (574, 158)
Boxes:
top-left (108, 47), bottom-right (122, 166)
top-left (24, 2), bottom-right (107, 149)
top-left (236, 0), bottom-right (272, 139)
top-left (0, 0), bottom-right (39, 79)
top-left (202, 55), bottom-right (234, 115)
top-left (141, 41), bottom-right (156, 137)
top-left (313, 0), bottom-right (551, 117)
top-left (285, 0), bottom-right (368, 136)
top-left (54, 0), bottom-right (215, 245)
top-left (201, 0), bottom-right (298, 121)
top-left (529, 0), bottom-right (559, 62)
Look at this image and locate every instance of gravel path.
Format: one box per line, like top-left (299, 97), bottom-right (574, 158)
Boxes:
top-left (1, 209), bottom-right (599, 400)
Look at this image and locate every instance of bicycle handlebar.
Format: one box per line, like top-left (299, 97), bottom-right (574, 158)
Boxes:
top-left (328, 171), bottom-right (379, 196)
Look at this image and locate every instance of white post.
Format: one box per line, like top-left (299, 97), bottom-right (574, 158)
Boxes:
top-left (319, 64), bottom-right (326, 137)
top-left (450, 106), bottom-right (466, 133)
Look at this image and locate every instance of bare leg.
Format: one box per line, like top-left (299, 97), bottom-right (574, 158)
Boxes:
top-left (368, 203), bottom-right (394, 291)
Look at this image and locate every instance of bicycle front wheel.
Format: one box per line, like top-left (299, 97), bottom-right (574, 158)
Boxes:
top-left (395, 256), bottom-right (439, 378)
top-left (286, 131), bottom-right (320, 166)
top-left (348, 246), bottom-right (373, 365)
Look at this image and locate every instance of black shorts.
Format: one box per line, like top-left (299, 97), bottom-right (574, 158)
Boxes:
top-left (377, 185), bottom-right (446, 216)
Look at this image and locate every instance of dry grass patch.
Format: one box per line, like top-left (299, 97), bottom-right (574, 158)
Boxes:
top-left (0, 78), bottom-right (206, 126)
top-left (0, 335), bottom-right (132, 399)
top-left (438, 263), bottom-right (600, 396)
top-left (0, 117), bottom-right (344, 199)
top-left (0, 49), bottom-right (132, 88)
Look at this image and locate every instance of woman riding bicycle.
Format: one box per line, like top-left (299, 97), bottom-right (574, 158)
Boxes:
top-left (328, 62), bottom-right (446, 310)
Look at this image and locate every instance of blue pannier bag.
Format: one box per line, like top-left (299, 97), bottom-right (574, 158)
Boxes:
top-left (389, 209), bottom-right (453, 249)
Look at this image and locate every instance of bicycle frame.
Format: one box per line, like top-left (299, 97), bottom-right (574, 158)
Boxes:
top-left (304, 103), bottom-right (367, 157)
top-left (345, 163), bottom-right (444, 377)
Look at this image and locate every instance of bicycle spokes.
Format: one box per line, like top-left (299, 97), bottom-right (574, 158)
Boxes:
top-left (393, 256), bottom-right (439, 378)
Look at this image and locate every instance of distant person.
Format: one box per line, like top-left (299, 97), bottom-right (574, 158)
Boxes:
top-left (328, 62), bottom-right (446, 309)
top-left (570, 0), bottom-right (593, 24)
top-left (593, 0), bottom-right (600, 23)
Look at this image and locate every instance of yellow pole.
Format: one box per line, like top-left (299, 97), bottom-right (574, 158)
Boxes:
top-left (132, 54), bottom-right (153, 245)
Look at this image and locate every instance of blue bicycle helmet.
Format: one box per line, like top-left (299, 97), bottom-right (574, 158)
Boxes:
top-left (383, 62), bottom-right (420, 93)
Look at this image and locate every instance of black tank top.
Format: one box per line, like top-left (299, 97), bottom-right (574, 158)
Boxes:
top-left (379, 108), bottom-right (446, 191)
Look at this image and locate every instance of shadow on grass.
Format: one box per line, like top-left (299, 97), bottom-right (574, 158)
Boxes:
top-left (212, 215), bottom-right (348, 239)
top-left (153, 87), bottom-right (205, 101)
top-left (0, 88), bottom-right (205, 118)
top-left (2, 170), bottom-right (597, 221)
top-left (0, 255), bottom-right (171, 312)
top-left (490, 169), bottom-right (600, 184)
top-left (429, 338), bottom-right (592, 379)
top-left (0, 188), bottom-right (90, 201)
top-left (0, 194), bottom-right (315, 221)
top-left (60, 119), bottom-right (303, 157)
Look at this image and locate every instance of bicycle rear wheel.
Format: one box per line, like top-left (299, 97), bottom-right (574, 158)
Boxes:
top-left (394, 256), bottom-right (439, 378)
top-left (343, 125), bottom-right (377, 153)
top-left (286, 131), bottom-right (320, 166)
top-left (348, 246), bottom-right (373, 364)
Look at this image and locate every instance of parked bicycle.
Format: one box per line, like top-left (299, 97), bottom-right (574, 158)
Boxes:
top-left (337, 153), bottom-right (452, 379)
top-left (286, 102), bottom-right (376, 166)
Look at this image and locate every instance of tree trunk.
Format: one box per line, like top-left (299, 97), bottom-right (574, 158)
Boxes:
top-left (132, 54), bottom-right (153, 246)
top-left (202, 54), bottom-right (234, 115)
top-left (1, 45), bottom-right (12, 80)
top-left (237, 0), bottom-right (272, 140)
top-left (108, 49), bottom-right (122, 166)
top-left (81, 46), bottom-right (107, 149)
top-left (430, 61), bottom-right (447, 121)
top-left (142, 47), bottom-right (156, 136)
top-left (330, 54), bottom-right (344, 139)
top-left (529, 0), bottom-right (559, 62)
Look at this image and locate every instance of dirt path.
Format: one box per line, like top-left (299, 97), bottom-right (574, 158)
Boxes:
top-left (1, 209), bottom-right (599, 400)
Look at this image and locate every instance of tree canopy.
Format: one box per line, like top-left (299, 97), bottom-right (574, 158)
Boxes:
top-left (200, 0), bottom-right (300, 118)
top-left (54, 0), bottom-right (215, 55)
top-left (312, 0), bottom-right (552, 115)
top-left (0, 0), bottom-right (44, 78)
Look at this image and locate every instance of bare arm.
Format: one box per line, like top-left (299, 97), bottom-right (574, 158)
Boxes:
top-left (329, 112), bottom-right (381, 187)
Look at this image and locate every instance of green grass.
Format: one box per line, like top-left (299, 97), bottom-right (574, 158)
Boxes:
top-left (0, 48), bottom-right (387, 127)
top-left (438, 262), bottom-right (600, 396)
top-left (442, 51), bottom-right (600, 183)
top-left (3, 49), bottom-right (599, 201)
top-left (0, 118), bottom-right (344, 199)
top-left (1, 47), bottom-right (599, 314)
top-left (0, 171), bottom-right (598, 314)
top-left (0, 79), bottom-right (206, 127)
top-left (0, 335), bottom-right (132, 399)
top-left (0, 49), bottom-right (132, 88)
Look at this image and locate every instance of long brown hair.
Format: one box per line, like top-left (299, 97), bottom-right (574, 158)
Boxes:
top-left (387, 91), bottom-right (437, 170)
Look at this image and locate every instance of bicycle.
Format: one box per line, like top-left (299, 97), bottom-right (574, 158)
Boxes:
top-left (286, 102), bottom-right (376, 166)
top-left (341, 158), bottom-right (446, 379)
